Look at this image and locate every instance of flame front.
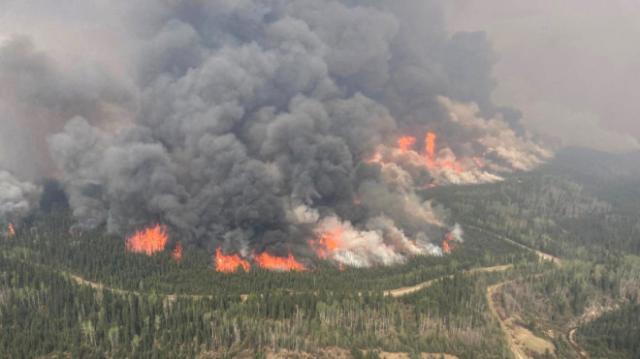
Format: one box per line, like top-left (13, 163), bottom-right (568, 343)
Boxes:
top-left (125, 224), bottom-right (169, 255)
top-left (254, 252), bottom-right (306, 271)
top-left (367, 130), bottom-right (490, 187)
top-left (425, 132), bottom-right (437, 161)
top-left (215, 248), bottom-right (250, 273)
top-left (397, 136), bottom-right (417, 152)
top-left (442, 233), bottom-right (455, 254)
top-left (423, 131), bottom-right (465, 174)
top-left (172, 242), bottom-right (183, 262)
top-left (310, 228), bottom-right (344, 259)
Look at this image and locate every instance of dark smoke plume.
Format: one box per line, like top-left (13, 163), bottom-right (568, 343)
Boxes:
top-left (0, 35), bottom-right (132, 180)
top-left (2, 1), bottom-right (551, 267)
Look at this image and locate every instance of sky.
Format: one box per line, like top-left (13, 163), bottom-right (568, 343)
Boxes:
top-left (445, 0), bottom-right (640, 152)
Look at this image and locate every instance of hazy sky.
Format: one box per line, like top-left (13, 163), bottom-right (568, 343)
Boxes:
top-left (1, 0), bottom-right (639, 153)
top-left (446, 0), bottom-right (640, 152)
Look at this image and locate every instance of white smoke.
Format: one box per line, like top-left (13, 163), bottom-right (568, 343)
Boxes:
top-left (311, 215), bottom-right (441, 268)
top-left (370, 96), bottom-right (552, 188)
top-left (440, 97), bottom-right (553, 172)
top-left (0, 170), bottom-right (40, 221)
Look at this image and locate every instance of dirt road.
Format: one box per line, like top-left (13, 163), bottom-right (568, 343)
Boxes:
top-left (66, 272), bottom-right (217, 301)
top-left (384, 264), bottom-right (513, 298)
top-left (487, 280), bottom-right (529, 359)
top-left (465, 225), bottom-right (562, 265)
top-left (568, 328), bottom-right (589, 359)
top-left (478, 229), bottom-right (562, 359)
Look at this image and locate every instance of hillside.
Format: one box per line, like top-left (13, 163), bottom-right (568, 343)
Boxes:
top-left (1, 148), bottom-right (639, 358)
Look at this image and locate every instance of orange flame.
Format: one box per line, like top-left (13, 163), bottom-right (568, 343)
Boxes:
top-left (125, 224), bottom-right (169, 255)
top-left (7, 223), bottom-right (16, 238)
top-left (397, 136), bottom-right (417, 152)
top-left (172, 242), bottom-right (183, 262)
top-left (371, 131), bottom-right (475, 185)
top-left (429, 158), bottom-right (465, 174)
top-left (309, 228), bottom-right (344, 259)
top-left (442, 240), bottom-right (451, 254)
top-left (425, 132), bottom-right (437, 161)
top-left (442, 233), bottom-right (455, 254)
top-left (423, 132), bottom-right (465, 174)
top-left (215, 248), bottom-right (250, 273)
top-left (254, 252), bottom-right (306, 271)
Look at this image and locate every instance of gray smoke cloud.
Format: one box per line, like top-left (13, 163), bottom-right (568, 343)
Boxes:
top-left (445, 0), bottom-right (640, 152)
top-left (3, 0), bottom-right (551, 266)
top-left (0, 170), bottom-right (40, 223)
top-left (0, 34), bottom-right (133, 179)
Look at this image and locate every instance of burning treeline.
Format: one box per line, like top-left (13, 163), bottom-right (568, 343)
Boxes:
top-left (125, 224), bottom-right (306, 272)
top-left (1, 1), bottom-right (552, 272)
top-left (118, 111), bottom-right (546, 272)
top-left (124, 213), bottom-right (462, 272)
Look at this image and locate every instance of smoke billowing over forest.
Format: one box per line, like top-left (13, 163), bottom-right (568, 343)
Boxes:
top-left (0, 0), bottom-right (551, 268)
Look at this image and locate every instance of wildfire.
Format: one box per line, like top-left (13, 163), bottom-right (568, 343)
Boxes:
top-left (442, 233), bottom-right (455, 254)
top-left (423, 132), bottom-right (464, 173)
top-left (254, 252), bottom-right (306, 271)
top-left (172, 242), bottom-right (183, 262)
top-left (125, 224), bottom-right (169, 255)
top-left (397, 136), bottom-right (417, 152)
top-left (428, 158), bottom-right (465, 174)
top-left (7, 223), bottom-right (15, 238)
top-left (425, 132), bottom-right (437, 161)
top-left (215, 248), bottom-right (251, 273)
top-left (309, 228), bottom-right (344, 259)
top-left (368, 130), bottom-right (470, 181)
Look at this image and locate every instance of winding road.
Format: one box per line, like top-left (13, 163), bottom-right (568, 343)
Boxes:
top-left (384, 264), bottom-right (513, 297)
top-left (568, 328), bottom-right (589, 359)
top-left (487, 280), bottom-right (529, 359)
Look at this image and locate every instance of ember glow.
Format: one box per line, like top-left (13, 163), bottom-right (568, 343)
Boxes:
top-left (254, 252), bottom-right (306, 272)
top-left (125, 224), bottom-right (169, 255)
top-left (172, 242), bottom-right (183, 262)
top-left (215, 248), bottom-right (251, 273)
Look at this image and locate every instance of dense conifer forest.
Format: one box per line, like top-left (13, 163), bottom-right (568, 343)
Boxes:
top-left (2, 149), bottom-right (640, 358)
top-left (577, 303), bottom-right (640, 359)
